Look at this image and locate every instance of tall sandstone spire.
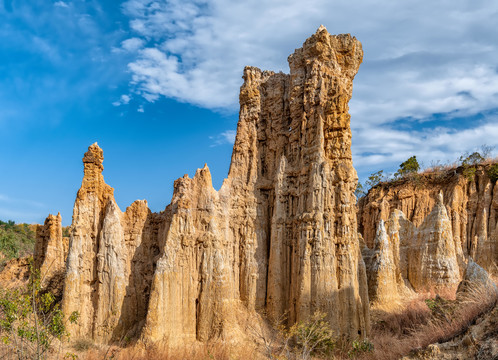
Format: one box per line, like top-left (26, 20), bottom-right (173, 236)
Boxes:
top-left (63, 27), bottom-right (370, 344)
top-left (34, 213), bottom-right (68, 285)
top-left (228, 27), bottom-right (368, 334)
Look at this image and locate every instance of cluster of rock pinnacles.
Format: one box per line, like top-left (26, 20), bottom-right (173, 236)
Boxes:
top-left (32, 27), bottom-right (497, 345)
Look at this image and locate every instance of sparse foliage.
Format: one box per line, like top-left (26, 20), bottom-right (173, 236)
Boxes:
top-left (247, 311), bottom-right (337, 360)
top-left (356, 170), bottom-right (385, 200)
top-left (459, 152), bottom-right (484, 166)
top-left (355, 183), bottom-right (366, 199)
top-left (365, 170), bottom-right (384, 189)
top-left (394, 156), bottom-right (420, 178)
top-left (459, 145), bottom-right (494, 167)
top-left (348, 338), bottom-right (374, 358)
top-left (246, 312), bottom-right (286, 360)
top-left (288, 311), bottom-right (336, 359)
top-left (0, 264), bottom-right (79, 359)
top-left (479, 144), bottom-right (494, 159)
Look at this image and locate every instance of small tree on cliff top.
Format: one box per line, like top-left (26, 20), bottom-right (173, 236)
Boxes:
top-left (394, 156), bottom-right (420, 178)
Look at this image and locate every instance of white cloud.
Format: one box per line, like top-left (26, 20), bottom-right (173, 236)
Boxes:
top-left (54, 1), bottom-right (69, 8)
top-left (120, 0), bottom-right (498, 111)
top-left (137, 105), bottom-right (144, 112)
top-left (112, 94), bottom-right (131, 106)
top-left (120, 0), bottom-right (498, 179)
top-left (121, 37), bottom-right (144, 52)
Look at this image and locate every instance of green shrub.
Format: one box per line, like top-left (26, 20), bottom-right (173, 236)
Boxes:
top-left (460, 152), bottom-right (485, 166)
top-left (463, 166), bottom-right (477, 182)
top-left (348, 338), bottom-right (374, 358)
top-left (289, 311), bottom-right (337, 359)
top-left (0, 265), bottom-right (79, 359)
top-left (488, 164), bottom-right (498, 183)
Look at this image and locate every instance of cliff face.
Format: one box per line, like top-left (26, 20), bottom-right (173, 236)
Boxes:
top-left (363, 193), bottom-right (463, 308)
top-left (61, 27), bottom-right (370, 344)
top-left (358, 166), bottom-right (498, 276)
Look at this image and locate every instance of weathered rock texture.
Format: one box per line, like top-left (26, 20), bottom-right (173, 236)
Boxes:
top-left (358, 165), bottom-right (498, 276)
top-left (34, 213), bottom-right (68, 285)
top-left (362, 219), bottom-right (407, 308)
top-left (363, 193), bottom-right (462, 307)
top-left (62, 143), bottom-right (164, 342)
top-left (62, 27), bottom-right (370, 344)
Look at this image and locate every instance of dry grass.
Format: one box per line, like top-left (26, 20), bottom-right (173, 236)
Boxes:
top-left (420, 161), bottom-right (459, 175)
top-left (352, 282), bottom-right (498, 360)
top-left (82, 340), bottom-right (257, 360)
top-left (71, 282), bottom-right (498, 360)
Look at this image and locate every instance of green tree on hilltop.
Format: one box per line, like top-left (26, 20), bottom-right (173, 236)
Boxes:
top-left (394, 156), bottom-right (420, 178)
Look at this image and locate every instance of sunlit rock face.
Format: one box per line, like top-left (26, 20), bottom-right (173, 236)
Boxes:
top-left (364, 193), bottom-right (463, 308)
top-left (358, 166), bottom-right (498, 276)
top-left (62, 27), bottom-right (370, 344)
top-left (62, 143), bottom-right (162, 342)
top-left (408, 192), bottom-right (461, 291)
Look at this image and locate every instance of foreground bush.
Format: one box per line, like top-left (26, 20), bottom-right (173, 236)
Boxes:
top-left (0, 265), bottom-right (79, 360)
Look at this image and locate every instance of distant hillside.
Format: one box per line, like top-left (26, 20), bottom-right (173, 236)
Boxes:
top-left (0, 220), bottom-right (36, 265)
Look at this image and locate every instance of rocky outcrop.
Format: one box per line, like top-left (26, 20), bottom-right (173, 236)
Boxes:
top-left (34, 213), bottom-right (68, 285)
top-left (456, 258), bottom-right (497, 296)
top-left (62, 26), bottom-right (370, 344)
top-left (364, 193), bottom-right (462, 306)
top-left (408, 192), bottom-right (461, 291)
top-left (62, 143), bottom-right (164, 342)
top-left (358, 165), bottom-right (498, 276)
top-left (362, 219), bottom-right (407, 309)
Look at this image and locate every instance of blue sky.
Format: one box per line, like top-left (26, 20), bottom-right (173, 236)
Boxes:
top-left (1, 0), bottom-right (498, 225)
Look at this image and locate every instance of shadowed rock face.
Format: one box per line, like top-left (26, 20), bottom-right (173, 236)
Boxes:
top-left (62, 27), bottom-right (370, 344)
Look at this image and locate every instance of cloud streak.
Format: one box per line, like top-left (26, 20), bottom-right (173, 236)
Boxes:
top-left (209, 129), bottom-right (236, 147)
